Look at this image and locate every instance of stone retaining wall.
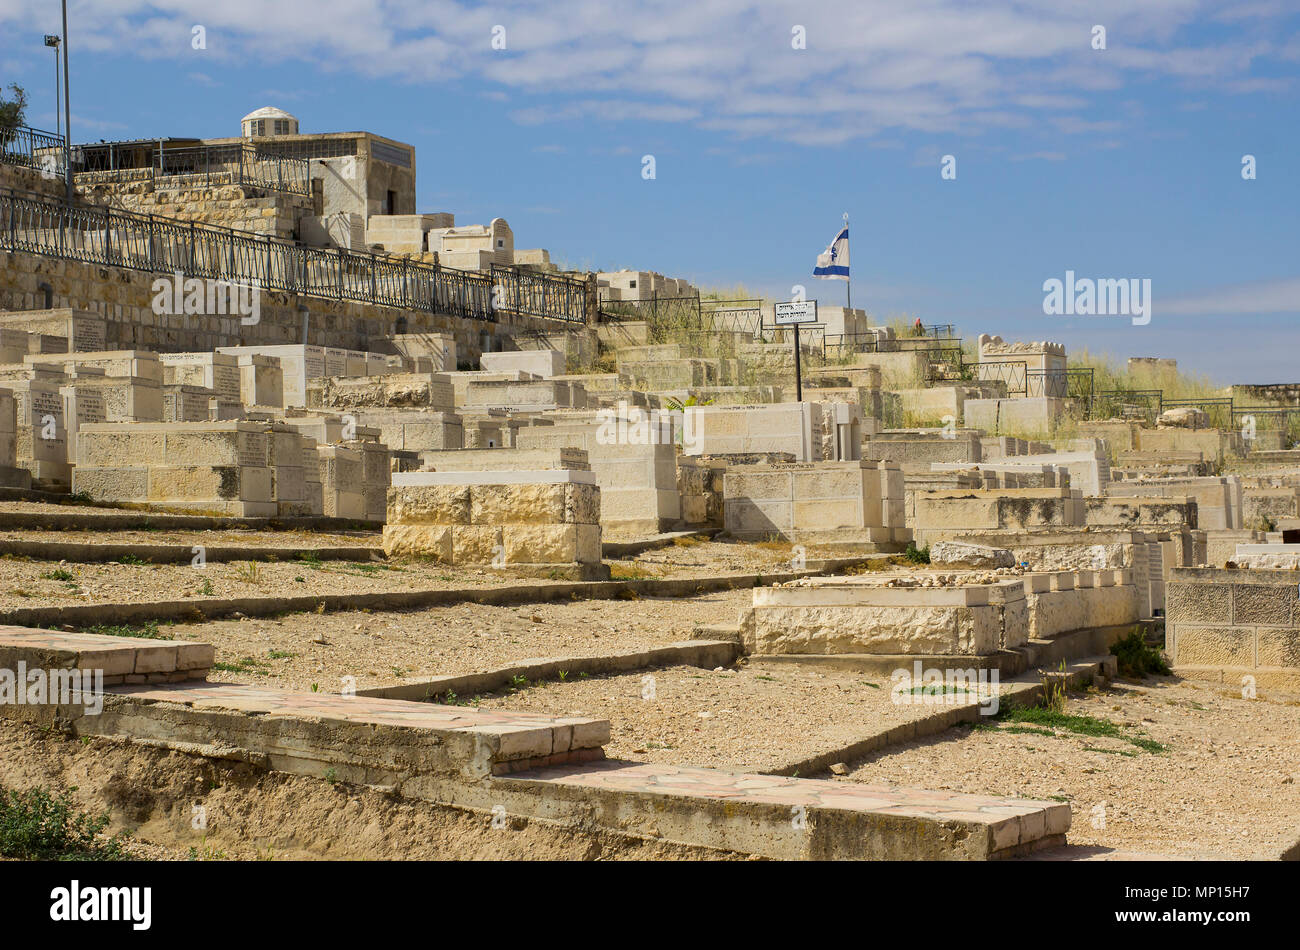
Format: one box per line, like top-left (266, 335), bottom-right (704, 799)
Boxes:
top-left (1167, 566), bottom-right (1300, 691)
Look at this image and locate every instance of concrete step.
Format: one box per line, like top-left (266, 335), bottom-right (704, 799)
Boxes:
top-left (497, 760), bottom-right (1069, 860)
top-left (0, 624), bottom-right (214, 684)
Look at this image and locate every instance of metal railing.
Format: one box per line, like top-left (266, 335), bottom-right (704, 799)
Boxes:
top-left (489, 263), bottom-right (588, 324)
top-left (1026, 367), bottom-right (1094, 403)
top-left (1093, 389), bottom-right (1164, 425)
top-left (924, 344), bottom-right (966, 381)
top-left (77, 141), bottom-right (312, 197)
top-left (0, 125), bottom-right (64, 171)
top-left (0, 186), bottom-right (588, 324)
top-left (923, 323), bottom-right (956, 339)
top-left (599, 293), bottom-right (772, 340)
top-left (701, 298), bottom-right (765, 335)
top-left (974, 360), bottom-right (1028, 395)
top-left (1163, 397), bottom-right (1233, 430)
top-left (599, 292), bottom-right (699, 323)
top-left (1233, 406), bottom-right (1300, 429)
top-left (822, 331), bottom-right (883, 359)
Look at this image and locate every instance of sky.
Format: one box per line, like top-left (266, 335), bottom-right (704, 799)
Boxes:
top-left (1, 0), bottom-right (1297, 383)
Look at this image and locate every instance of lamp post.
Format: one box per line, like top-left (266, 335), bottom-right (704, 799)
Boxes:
top-left (43, 34), bottom-right (60, 138)
top-left (59, 0), bottom-right (72, 206)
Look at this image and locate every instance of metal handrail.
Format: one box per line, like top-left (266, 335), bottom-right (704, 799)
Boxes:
top-left (0, 125), bottom-right (64, 171)
top-left (0, 185), bottom-right (588, 324)
top-left (75, 141), bottom-right (312, 197)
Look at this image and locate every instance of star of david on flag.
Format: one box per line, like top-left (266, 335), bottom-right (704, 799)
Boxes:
top-left (813, 224), bottom-right (849, 280)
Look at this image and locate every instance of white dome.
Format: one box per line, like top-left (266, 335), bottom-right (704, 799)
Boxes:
top-left (241, 106), bottom-right (296, 123)
top-left (242, 107), bottom-right (299, 138)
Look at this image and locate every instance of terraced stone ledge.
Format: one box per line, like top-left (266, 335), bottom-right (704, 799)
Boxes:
top-left (0, 624), bottom-right (213, 684)
top-left (0, 624), bottom-right (1073, 860)
top-left (492, 762), bottom-right (1069, 860)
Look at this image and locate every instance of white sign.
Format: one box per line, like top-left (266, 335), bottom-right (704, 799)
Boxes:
top-left (775, 300), bottom-right (818, 325)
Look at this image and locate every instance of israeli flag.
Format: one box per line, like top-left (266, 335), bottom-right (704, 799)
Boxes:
top-left (813, 225), bottom-right (849, 280)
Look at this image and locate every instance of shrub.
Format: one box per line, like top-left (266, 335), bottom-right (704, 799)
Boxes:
top-left (1111, 627), bottom-right (1171, 678)
top-left (0, 786), bottom-right (128, 860)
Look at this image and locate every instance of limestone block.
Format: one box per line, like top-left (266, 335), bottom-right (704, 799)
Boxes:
top-left (749, 604), bottom-right (1001, 656)
top-left (1173, 625), bottom-right (1253, 666)
top-left (480, 350), bottom-right (565, 378)
top-left (471, 482), bottom-right (566, 525)
top-left (503, 524), bottom-right (582, 564)
top-left (323, 489), bottom-right (366, 520)
top-left (1256, 628), bottom-right (1300, 668)
top-left (147, 465), bottom-right (272, 503)
top-left (565, 482), bottom-right (601, 525)
top-left (387, 485), bottom-right (472, 525)
top-left (272, 465), bottom-right (307, 504)
top-left (930, 541), bottom-right (1016, 569)
top-left (382, 523), bottom-right (453, 560)
top-left (17, 424), bottom-right (68, 463)
top-left (1232, 583), bottom-right (1294, 626)
top-left (72, 466), bottom-right (149, 500)
top-left (76, 429), bottom-right (160, 468)
top-left (452, 525), bottom-right (503, 563)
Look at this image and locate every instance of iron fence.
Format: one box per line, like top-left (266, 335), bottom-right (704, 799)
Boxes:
top-left (0, 125), bottom-right (64, 172)
top-left (1233, 407), bottom-right (1300, 446)
top-left (1, 186), bottom-right (588, 324)
top-left (1163, 397), bottom-right (1233, 430)
top-left (76, 141), bottom-right (312, 197)
top-left (822, 331), bottom-right (884, 360)
top-left (924, 344), bottom-right (966, 381)
top-left (1092, 389), bottom-right (1164, 425)
top-left (1026, 367), bottom-right (1094, 402)
top-left (702, 298), bottom-right (765, 335)
top-left (974, 360), bottom-right (1028, 395)
top-left (598, 292), bottom-right (699, 327)
top-left (489, 264), bottom-right (588, 324)
top-left (1232, 406), bottom-right (1300, 430)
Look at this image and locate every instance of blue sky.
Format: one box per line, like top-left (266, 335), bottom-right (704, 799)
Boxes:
top-left (1, 0), bottom-right (1297, 382)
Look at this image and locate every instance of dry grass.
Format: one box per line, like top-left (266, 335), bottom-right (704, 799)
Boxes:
top-left (1071, 348), bottom-right (1226, 401)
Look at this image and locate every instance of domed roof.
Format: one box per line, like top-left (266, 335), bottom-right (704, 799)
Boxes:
top-left (241, 106), bottom-right (296, 123)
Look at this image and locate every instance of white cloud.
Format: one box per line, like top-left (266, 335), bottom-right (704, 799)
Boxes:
top-left (0, 0), bottom-right (1292, 147)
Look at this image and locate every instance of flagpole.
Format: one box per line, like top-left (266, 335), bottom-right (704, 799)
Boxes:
top-left (843, 211), bottom-right (851, 312)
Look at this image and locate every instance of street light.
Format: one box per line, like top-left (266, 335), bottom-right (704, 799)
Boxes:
top-left (58, 0), bottom-right (72, 206)
top-left (43, 34), bottom-right (60, 138)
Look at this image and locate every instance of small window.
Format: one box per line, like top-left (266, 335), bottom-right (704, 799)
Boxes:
top-left (497, 240), bottom-right (504, 248)
top-left (274, 119), bottom-right (289, 135)
top-left (629, 280), bottom-right (637, 289)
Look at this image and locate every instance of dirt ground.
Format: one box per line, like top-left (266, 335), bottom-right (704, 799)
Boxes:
top-left (0, 720), bottom-right (739, 861)
top-left (469, 662), bottom-right (942, 772)
top-left (0, 526), bottom-right (379, 547)
top-left (3, 498), bottom-right (1298, 861)
top-left (844, 675), bottom-right (1300, 859)
top-left (0, 533), bottom-right (818, 613)
top-left (190, 589), bottom-right (751, 691)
